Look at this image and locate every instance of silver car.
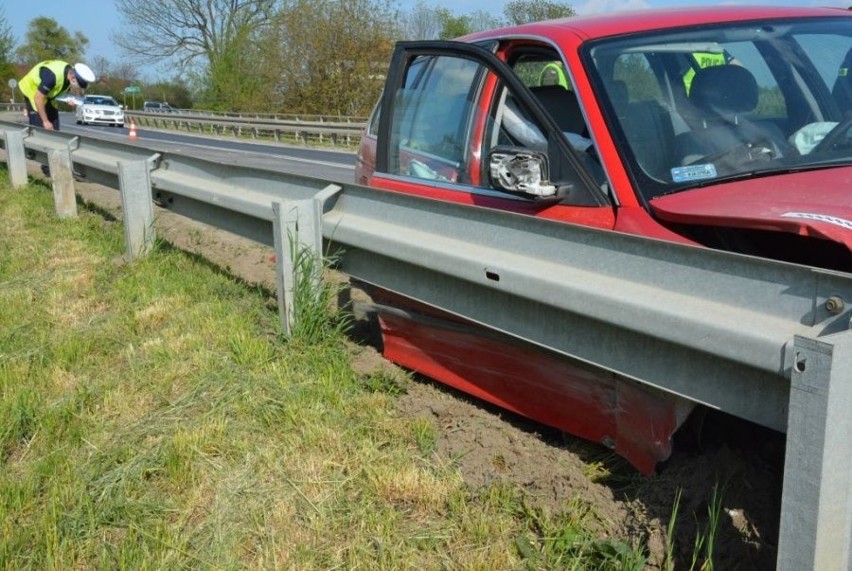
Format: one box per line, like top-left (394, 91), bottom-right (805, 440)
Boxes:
top-left (76, 95), bottom-right (125, 127)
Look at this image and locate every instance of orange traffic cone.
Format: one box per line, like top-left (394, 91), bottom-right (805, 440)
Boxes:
top-left (128, 119), bottom-right (138, 139)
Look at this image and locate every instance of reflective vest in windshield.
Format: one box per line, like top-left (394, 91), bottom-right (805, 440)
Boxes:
top-left (19, 60), bottom-right (71, 108)
top-left (682, 52), bottom-right (729, 94)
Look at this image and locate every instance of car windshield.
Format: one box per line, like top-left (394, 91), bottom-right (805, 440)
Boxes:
top-left (586, 17), bottom-right (852, 201)
top-left (85, 96), bottom-right (118, 106)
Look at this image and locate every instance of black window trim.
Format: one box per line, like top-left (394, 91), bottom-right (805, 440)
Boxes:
top-left (377, 40), bottom-right (610, 208)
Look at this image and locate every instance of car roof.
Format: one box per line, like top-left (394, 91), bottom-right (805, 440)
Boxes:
top-left (462, 5), bottom-right (851, 44)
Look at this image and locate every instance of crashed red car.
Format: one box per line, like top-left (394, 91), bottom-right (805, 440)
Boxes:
top-left (355, 6), bottom-right (852, 473)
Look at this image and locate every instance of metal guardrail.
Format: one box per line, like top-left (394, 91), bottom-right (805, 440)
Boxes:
top-left (125, 110), bottom-right (366, 147)
top-left (1, 120), bottom-right (851, 570)
top-left (0, 103), bottom-right (366, 146)
top-left (0, 103), bottom-right (25, 113)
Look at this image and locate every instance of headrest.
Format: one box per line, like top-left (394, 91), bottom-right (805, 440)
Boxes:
top-left (690, 65), bottom-right (758, 115)
top-left (529, 85), bottom-right (585, 134)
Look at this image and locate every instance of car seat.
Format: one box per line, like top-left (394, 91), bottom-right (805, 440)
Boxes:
top-left (606, 79), bottom-right (678, 182)
top-left (529, 85), bottom-right (587, 136)
top-left (678, 65), bottom-right (790, 167)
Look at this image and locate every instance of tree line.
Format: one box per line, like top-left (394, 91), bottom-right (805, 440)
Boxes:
top-left (0, 0), bottom-right (574, 116)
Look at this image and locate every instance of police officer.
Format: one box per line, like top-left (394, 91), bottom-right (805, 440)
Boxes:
top-left (18, 61), bottom-right (96, 131)
top-left (682, 51), bottom-right (734, 94)
top-left (539, 61), bottom-right (568, 88)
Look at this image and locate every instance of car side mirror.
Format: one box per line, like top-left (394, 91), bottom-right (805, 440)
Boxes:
top-left (488, 148), bottom-right (557, 197)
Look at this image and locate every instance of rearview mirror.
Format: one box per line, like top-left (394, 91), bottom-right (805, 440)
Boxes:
top-left (488, 148), bottom-right (557, 197)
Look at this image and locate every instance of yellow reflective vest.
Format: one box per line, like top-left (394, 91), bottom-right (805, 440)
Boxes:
top-left (683, 52), bottom-right (728, 94)
top-left (19, 60), bottom-right (71, 108)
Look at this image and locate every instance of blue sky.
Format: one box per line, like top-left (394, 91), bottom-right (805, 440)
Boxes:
top-left (3, 0), bottom-right (848, 67)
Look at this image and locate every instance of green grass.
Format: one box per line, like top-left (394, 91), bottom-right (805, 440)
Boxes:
top-left (663, 484), bottom-right (725, 571)
top-left (0, 172), bottom-right (650, 569)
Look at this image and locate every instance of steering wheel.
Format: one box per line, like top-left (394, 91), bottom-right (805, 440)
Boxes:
top-left (809, 115), bottom-right (852, 154)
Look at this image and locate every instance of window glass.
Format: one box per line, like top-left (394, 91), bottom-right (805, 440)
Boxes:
top-left (500, 55), bottom-right (594, 154)
top-left (613, 54), bottom-right (662, 102)
top-left (588, 18), bottom-right (852, 200)
top-left (723, 42), bottom-right (786, 118)
top-left (389, 55), bottom-right (480, 182)
top-left (795, 32), bottom-right (852, 112)
top-left (366, 100), bottom-right (381, 137)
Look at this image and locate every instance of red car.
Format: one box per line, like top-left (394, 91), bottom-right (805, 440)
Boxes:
top-left (356, 6), bottom-right (852, 473)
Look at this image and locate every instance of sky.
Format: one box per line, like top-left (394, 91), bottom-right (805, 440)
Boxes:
top-left (3, 0), bottom-right (848, 70)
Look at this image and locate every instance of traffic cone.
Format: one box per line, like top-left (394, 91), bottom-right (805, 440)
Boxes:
top-left (128, 119), bottom-right (138, 140)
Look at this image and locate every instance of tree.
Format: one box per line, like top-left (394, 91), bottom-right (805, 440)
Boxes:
top-left (467, 10), bottom-right (505, 34)
top-left (436, 9), bottom-right (472, 40)
top-left (15, 17), bottom-right (89, 66)
top-left (265, 0), bottom-right (398, 116)
top-left (112, 0), bottom-right (276, 72)
top-left (402, 1), bottom-right (445, 40)
top-left (0, 8), bottom-right (13, 63)
top-left (114, 0), bottom-right (278, 111)
top-left (503, 0), bottom-right (575, 25)
top-left (400, 4), bottom-right (475, 41)
top-left (0, 7), bottom-right (15, 87)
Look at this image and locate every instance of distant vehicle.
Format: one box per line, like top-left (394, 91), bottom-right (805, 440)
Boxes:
top-left (75, 95), bottom-right (124, 127)
top-left (143, 101), bottom-right (175, 113)
top-left (357, 5), bottom-right (852, 473)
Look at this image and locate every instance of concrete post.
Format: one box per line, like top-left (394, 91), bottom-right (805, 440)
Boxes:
top-left (48, 149), bottom-right (77, 218)
top-left (118, 160), bottom-right (155, 261)
top-left (778, 331), bottom-right (852, 570)
top-left (2, 129), bottom-right (28, 188)
top-left (271, 184), bottom-right (341, 336)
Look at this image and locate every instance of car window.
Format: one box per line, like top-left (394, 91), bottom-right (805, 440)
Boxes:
top-left (81, 96), bottom-right (119, 106)
top-left (492, 55), bottom-right (594, 155)
top-left (388, 55), bottom-right (480, 182)
top-left (587, 17), bottom-right (852, 200)
top-left (797, 33), bottom-right (852, 91)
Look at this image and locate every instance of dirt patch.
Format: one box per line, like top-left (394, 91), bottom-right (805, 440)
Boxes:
top-left (62, 171), bottom-right (781, 570)
top-left (394, 375), bottom-right (782, 570)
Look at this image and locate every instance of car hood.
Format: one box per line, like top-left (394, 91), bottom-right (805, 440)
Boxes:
top-left (649, 167), bottom-right (852, 250)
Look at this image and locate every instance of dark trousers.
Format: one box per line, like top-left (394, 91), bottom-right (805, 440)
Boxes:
top-left (24, 99), bottom-right (60, 130)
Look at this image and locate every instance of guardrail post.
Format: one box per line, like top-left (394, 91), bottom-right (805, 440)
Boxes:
top-left (271, 184), bottom-right (341, 336)
top-left (273, 202), bottom-right (299, 336)
top-left (778, 331), bottom-right (852, 570)
top-left (2, 129), bottom-right (29, 188)
top-left (48, 149), bottom-right (77, 218)
top-left (118, 159), bottom-right (156, 260)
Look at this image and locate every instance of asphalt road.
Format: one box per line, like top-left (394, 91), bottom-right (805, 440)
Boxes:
top-left (53, 111), bottom-right (358, 184)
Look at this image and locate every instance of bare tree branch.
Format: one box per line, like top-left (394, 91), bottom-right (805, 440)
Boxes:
top-left (112, 0), bottom-right (276, 72)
